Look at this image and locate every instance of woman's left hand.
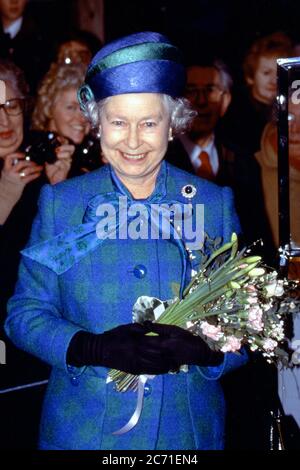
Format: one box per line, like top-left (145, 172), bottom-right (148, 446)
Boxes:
top-left (143, 321), bottom-right (224, 367)
top-left (45, 143), bottom-right (75, 185)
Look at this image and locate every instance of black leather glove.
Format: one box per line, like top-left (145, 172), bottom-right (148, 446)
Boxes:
top-left (67, 323), bottom-right (179, 375)
top-left (143, 321), bottom-right (224, 367)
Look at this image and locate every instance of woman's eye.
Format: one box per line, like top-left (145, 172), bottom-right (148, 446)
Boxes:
top-left (143, 121), bottom-right (156, 128)
top-left (66, 105), bottom-right (77, 111)
top-left (112, 121), bottom-right (125, 126)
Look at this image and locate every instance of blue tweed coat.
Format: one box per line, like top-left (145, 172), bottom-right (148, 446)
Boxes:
top-left (5, 162), bottom-right (248, 450)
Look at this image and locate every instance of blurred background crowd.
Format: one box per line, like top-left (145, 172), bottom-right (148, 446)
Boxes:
top-left (0, 0), bottom-right (299, 450)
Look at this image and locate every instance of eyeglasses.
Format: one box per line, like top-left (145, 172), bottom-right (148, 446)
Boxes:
top-left (185, 85), bottom-right (225, 103)
top-left (0, 98), bottom-right (25, 116)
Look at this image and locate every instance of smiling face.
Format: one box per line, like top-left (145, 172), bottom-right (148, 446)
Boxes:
top-left (49, 88), bottom-right (90, 144)
top-left (248, 55), bottom-right (277, 105)
top-left (99, 93), bottom-right (171, 192)
top-left (185, 66), bottom-right (231, 139)
top-left (0, 83), bottom-right (23, 159)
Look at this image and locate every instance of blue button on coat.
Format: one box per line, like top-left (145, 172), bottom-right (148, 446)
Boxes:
top-left (5, 162), bottom-right (248, 450)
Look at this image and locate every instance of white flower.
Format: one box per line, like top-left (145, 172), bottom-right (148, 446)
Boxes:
top-left (262, 338), bottom-right (278, 351)
top-left (269, 321), bottom-right (285, 340)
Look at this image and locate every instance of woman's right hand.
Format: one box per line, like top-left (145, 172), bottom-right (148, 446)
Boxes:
top-left (0, 153), bottom-right (43, 224)
top-left (1, 153), bottom-right (43, 192)
top-left (67, 323), bottom-right (179, 374)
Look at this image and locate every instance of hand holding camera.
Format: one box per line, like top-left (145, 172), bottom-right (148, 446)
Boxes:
top-left (24, 132), bottom-right (75, 184)
top-left (0, 153), bottom-right (43, 224)
top-left (4, 152), bottom-right (43, 187)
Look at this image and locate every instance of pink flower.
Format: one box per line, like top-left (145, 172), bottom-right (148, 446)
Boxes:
top-left (246, 285), bottom-right (256, 292)
top-left (247, 296), bottom-right (258, 305)
top-left (200, 321), bottom-right (223, 341)
top-left (221, 336), bottom-right (242, 352)
top-left (247, 305), bottom-right (264, 331)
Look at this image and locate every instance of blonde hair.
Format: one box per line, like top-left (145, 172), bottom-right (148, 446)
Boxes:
top-left (32, 62), bottom-right (87, 131)
top-left (243, 32), bottom-right (293, 81)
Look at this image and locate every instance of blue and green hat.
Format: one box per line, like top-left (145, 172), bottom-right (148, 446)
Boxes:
top-left (78, 31), bottom-right (186, 109)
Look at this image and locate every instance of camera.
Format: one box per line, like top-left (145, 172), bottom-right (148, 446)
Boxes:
top-left (75, 138), bottom-right (101, 172)
top-left (24, 132), bottom-right (62, 165)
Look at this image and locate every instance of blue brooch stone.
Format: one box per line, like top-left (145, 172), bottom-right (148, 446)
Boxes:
top-left (181, 184), bottom-right (197, 199)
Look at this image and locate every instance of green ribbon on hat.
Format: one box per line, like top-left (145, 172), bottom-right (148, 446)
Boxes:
top-left (86, 42), bottom-right (182, 80)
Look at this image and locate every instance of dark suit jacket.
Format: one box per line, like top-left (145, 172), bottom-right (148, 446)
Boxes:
top-left (0, 12), bottom-right (52, 92)
top-left (165, 137), bottom-right (235, 187)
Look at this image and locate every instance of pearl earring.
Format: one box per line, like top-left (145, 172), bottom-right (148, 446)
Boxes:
top-left (168, 129), bottom-right (173, 141)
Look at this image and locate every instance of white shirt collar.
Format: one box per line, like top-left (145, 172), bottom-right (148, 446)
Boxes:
top-left (179, 133), bottom-right (219, 175)
top-left (4, 17), bottom-right (23, 39)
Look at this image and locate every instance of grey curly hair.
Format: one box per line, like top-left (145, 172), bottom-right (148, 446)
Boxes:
top-left (83, 94), bottom-right (196, 135)
top-left (32, 62), bottom-right (87, 131)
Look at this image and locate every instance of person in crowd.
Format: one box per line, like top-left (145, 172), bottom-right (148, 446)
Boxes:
top-left (0, 59), bottom-right (73, 264)
top-left (0, 59), bottom-right (73, 447)
top-left (255, 93), bottom-right (300, 447)
top-left (31, 62), bottom-right (102, 175)
top-left (165, 58), bottom-right (273, 257)
top-left (165, 59), bottom-right (234, 186)
top-left (239, 92), bottom-right (300, 452)
top-left (222, 31), bottom-right (293, 155)
top-left (56, 39), bottom-right (92, 67)
top-left (0, 0), bottom-right (52, 93)
top-left (54, 29), bottom-right (102, 67)
top-left (255, 99), bottom-right (300, 248)
top-left (5, 31), bottom-right (248, 450)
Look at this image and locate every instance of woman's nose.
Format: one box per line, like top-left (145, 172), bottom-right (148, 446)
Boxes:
top-left (0, 107), bottom-right (10, 125)
top-left (270, 73), bottom-right (277, 86)
top-left (126, 126), bottom-right (140, 149)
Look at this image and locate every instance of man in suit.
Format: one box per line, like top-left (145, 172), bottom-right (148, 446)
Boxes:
top-left (0, 0), bottom-right (51, 92)
top-left (166, 59), bottom-right (235, 187)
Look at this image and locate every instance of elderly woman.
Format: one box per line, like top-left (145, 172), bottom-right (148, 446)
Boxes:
top-left (0, 59), bottom-right (74, 309)
top-left (32, 62), bottom-right (102, 175)
top-left (6, 32), bottom-right (247, 450)
top-left (0, 60), bottom-right (68, 448)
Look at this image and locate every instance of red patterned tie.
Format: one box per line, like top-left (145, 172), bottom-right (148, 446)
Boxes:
top-left (196, 150), bottom-right (214, 180)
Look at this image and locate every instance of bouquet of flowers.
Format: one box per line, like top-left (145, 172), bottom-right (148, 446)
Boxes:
top-left (109, 233), bottom-right (299, 393)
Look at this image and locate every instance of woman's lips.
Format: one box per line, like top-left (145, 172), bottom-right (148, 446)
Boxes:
top-left (0, 130), bottom-right (13, 139)
top-left (121, 152), bottom-right (146, 161)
